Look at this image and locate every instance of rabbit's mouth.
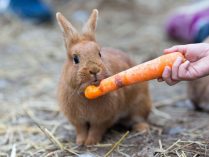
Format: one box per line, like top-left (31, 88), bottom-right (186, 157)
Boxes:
top-left (78, 72), bottom-right (109, 94)
top-left (90, 79), bottom-right (101, 86)
top-left (90, 73), bottom-right (106, 86)
top-left (78, 79), bottom-right (101, 95)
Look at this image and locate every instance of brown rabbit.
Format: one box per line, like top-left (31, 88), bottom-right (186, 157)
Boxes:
top-left (188, 77), bottom-right (209, 111)
top-left (188, 37), bottom-right (209, 111)
top-left (57, 9), bottom-right (152, 145)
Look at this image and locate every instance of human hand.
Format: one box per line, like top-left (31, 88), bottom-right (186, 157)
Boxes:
top-left (158, 43), bottom-right (209, 85)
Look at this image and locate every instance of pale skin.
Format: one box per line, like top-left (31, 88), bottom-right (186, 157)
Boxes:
top-left (158, 43), bottom-right (209, 85)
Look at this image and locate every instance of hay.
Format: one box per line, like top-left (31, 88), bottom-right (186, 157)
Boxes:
top-left (155, 139), bottom-right (209, 157)
top-left (104, 131), bottom-right (129, 157)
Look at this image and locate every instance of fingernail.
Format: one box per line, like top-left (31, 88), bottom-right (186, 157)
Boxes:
top-left (158, 78), bottom-right (163, 82)
top-left (185, 60), bottom-right (190, 64)
top-left (165, 66), bottom-right (170, 71)
top-left (164, 49), bottom-right (169, 53)
top-left (184, 60), bottom-right (190, 69)
top-left (175, 57), bottom-right (182, 64)
top-left (163, 66), bottom-right (170, 77)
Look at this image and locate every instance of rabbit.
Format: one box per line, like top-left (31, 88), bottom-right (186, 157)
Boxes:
top-left (188, 77), bottom-right (209, 111)
top-left (187, 37), bottom-right (209, 111)
top-left (56, 9), bottom-right (152, 145)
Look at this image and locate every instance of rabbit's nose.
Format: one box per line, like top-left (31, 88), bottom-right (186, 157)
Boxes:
top-left (89, 67), bottom-right (100, 75)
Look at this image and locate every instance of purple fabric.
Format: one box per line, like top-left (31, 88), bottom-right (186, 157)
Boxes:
top-left (191, 9), bottom-right (209, 37)
top-left (166, 1), bottom-right (209, 43)
top-left (190, 8), bottom-right (209, 39)
top-left (166, 14), bottom-right (193, 42)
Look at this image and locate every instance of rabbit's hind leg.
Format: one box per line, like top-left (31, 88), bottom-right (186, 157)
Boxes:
top-left (129, 98), bottom-right (151, 134)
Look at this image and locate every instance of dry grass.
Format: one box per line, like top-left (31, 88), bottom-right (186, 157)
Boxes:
top-left (104, 131), bottom-right (129, 157)
top-left (0, 103), bottom-right (133, 156)
top-left (1, 102), bottom-right (209, 156)
top-left (155, 139), bottom-right (209, 157)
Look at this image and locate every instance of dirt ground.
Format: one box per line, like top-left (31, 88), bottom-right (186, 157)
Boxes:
top-left (0, 0), bottom-right (209, 156)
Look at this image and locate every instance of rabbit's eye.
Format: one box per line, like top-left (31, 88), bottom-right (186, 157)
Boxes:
top-left (73, 54), bottom-right (79, 64)
top-left (99, 52), bottom-right (101, 58)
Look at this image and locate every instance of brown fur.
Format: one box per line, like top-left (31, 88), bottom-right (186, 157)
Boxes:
top-left (187, 37), bottom-right (209, 111)
top-left (57, 9), bottom-right (151, 145)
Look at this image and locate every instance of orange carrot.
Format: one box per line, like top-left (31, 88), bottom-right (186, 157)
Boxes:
top-left (85, 52), bottom-right (185, 99)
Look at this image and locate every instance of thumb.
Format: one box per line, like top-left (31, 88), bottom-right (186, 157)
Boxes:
top-left (164, 45), bottom-right (187, 55)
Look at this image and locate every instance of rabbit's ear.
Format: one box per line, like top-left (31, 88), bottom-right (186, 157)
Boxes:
top-left (56, 12), bottom-right (79, 49)
top-left (82, 9), bottom-right (98, 41)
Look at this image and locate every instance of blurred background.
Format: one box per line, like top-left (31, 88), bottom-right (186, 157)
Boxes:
top-left (1, 0), bottom-right (209, 156)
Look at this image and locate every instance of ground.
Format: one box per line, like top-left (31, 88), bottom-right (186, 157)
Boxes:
top-left (0, 0), bottom-right (209, 156)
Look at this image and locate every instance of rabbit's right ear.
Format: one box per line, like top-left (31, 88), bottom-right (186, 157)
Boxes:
top-left (56, 12), bottom-right (79, 49)
top-left (82, 9), bottom-right (98, 41)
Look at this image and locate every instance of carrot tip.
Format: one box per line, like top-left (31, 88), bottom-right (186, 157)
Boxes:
top-left (84, 85), bottom-right (101, 99)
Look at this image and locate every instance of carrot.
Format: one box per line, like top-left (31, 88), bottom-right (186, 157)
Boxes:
top-left (85, 52), bottom-right (185, 99)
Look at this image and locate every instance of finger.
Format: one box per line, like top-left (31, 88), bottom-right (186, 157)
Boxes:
top-left (164, 47), bottom-right (178, 54)
top-left (162, 66), bottom-right (171, 80)
top-left (162, 66), bottom-right (179, 86)
top-left (157, 78), bottom-right (164, 82)
top-left (178, 60), bottom-right (190, 80)
top-left (164, 45), bottom-right (187, 55)
top-left (171, 57), bottom-right (183, 80)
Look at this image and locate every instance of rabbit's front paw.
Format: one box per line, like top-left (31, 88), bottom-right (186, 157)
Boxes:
top-left (133, 122), bottom-right (150, 134)
top-left (75, 124), bottom-right (88, 145)
top-left (76, 135), bottom-right (87, 145)
top-left (84, 136), bottom-right (100, 145)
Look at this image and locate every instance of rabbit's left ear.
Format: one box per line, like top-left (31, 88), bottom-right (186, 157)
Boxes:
top-left (56, 12), bottom-right (79, 49)
top-left (82, 9), bottom-right (98, 41)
